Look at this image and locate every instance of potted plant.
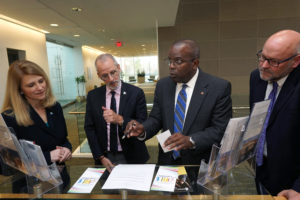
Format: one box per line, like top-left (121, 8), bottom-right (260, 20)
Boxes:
top-left (75, 75), bottom-right (86, 102)
top-left (137, 70), bottom-right (145, 83)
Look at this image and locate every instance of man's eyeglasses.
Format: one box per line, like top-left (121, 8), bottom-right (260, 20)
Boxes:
top-left (165, 57), bottom-right (196, 66)
top-left (100, 69), bottom-right (118, 80)
top-left (256, 50), bottom-right (298, 67)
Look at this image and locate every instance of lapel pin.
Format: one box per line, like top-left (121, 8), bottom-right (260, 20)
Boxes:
top-left (200, 91), bottom-right (204, 95)
top-left (123, 91), bottom-right (127, 95)
top-left (50, 112), bottom-right (54, 115)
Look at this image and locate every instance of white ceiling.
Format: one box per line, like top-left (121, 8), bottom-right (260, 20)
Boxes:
top-left (0, 0), bottom-right (179, 57)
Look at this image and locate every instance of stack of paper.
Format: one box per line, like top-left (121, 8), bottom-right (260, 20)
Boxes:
top-left (102, 164), bottom-right (155, 191)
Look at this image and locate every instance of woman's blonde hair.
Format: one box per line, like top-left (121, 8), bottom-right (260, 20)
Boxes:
top-left (1, 60), bottom-right (56, 126)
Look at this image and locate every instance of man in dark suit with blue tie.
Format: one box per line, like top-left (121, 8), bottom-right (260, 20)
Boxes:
top-left (250, 30), bottom-right (300, 199)
top-left (125, 40), bottom-right (232, 167)
top-left (84, 54), bottom-right (149, 172)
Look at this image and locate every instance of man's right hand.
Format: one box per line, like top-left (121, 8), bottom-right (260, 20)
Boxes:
top-left (124, 120), bottom-right (145, 137)
top-left (100, 156), bottom-right (115, 173)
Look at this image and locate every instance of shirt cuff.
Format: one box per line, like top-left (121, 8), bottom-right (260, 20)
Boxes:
top-left (189, 136), bottom-right (196, 149)
top-left (137, 131), bottom-right (147, 141)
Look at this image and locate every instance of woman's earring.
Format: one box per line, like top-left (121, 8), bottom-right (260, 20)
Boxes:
top-left (20, 91), bottom-right (24, 95)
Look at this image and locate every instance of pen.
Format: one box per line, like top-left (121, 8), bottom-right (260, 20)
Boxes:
top-left (122, 122), bottom-right (136, 139)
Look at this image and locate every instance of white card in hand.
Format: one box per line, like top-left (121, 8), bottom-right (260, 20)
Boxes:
top-left (156, 130), bottom-right (173, 153)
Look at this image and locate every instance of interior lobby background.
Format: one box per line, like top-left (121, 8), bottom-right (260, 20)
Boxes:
top-left (158, 0), bottom-right (300, 106)
top-left (1, 0), bottom-right (300, 109)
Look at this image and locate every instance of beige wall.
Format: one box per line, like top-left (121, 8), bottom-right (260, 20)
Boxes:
top-left (81, 47), bottom-right (105, 92)
top-left (158, 0), bottom-right (300, 106)
top-left (0, 19), bottom-right (49, 107)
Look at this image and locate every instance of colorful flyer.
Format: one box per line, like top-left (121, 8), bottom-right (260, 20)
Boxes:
top-left (68, 168), bottom-right (105, 193)
top-left (151, 166), bottom-right (178, 192)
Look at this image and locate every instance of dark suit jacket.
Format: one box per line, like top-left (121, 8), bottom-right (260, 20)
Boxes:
top-left (250, 67), bottom-right (300, 195)
top-left (84, 81), bottom-right (149, 164)
top-left (2, 102), bottom-right (72, 165)
top-left (143, 68), bottom-right (232, 165)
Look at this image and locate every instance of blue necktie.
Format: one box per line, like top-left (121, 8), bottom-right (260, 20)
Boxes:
top-left (173, 84), bottom-right (187, 159)
top-left (256, 82), bottom-right (278, 166)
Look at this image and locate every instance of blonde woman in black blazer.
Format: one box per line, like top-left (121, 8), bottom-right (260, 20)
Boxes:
top-left (1, 60), bottom-right (72, 164)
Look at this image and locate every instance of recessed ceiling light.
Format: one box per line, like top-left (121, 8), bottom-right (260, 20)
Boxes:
top-left (73, 34), bottom-right (80, 37)
top-left (141, 44), bottom-right (145, 47)
top-left (110, 38), bottom-right (115, 41)
top-left (50, 24), bottom-right (59, 27)
top-left (72, 7), bottom-right (82, 12)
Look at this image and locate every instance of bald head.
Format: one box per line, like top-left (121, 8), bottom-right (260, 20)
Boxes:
top-left (263, 30), bottom-right (300, 58)
top-left (258, 30), bottom-right (300, 81)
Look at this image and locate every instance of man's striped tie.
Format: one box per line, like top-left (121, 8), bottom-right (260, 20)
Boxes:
top-left (173, 84), bottom-right (187, 159)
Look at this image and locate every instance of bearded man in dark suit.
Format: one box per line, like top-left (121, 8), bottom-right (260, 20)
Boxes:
top-left (84, 54), bottom-right (149, 172)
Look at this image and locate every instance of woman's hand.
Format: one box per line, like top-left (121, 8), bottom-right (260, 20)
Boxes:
top-left (50, 146), bottom-right (72, 163)
top-left (56, 146), bottom-right (72, 163)
top-left (50, 148), bottom-right (64, 162)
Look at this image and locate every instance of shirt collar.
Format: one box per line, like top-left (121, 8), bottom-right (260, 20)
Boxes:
top-left (268, 74), bottom-right (288, 88)
top-left (177, 68), bottom-right (199, 89)
top-left (106, 81), bottom-right (122, 95)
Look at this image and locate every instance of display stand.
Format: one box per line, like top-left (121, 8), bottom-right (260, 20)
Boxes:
top-left (25, 163), bottom-right (62, 197)
top-left (0, 115), bottom-right (62, 198)
top-left (197, 100), bottom-right (271, 195)
top-left (197, 145), bottom-right (228, 194)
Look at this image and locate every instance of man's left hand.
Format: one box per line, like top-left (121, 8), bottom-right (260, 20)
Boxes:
top-left (164, 133), bottom-right (193, 151)
top-left (102, 106), bottom-right (123, 124)
top-left (278, 189), bottom-right (300, 200)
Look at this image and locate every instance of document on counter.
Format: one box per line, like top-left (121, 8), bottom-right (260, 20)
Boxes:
top-left (102, 164), bottom-right (155, 191)
top-left (156, 130), bottom-right (172, 152)
top-left (68, 168), bottom-right (105, 193)
top-left (151, 166), bottom-right (178, 192)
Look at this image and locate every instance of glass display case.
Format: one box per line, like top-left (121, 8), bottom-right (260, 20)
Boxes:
top-left (0, 164), bottom-right (276, 200)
